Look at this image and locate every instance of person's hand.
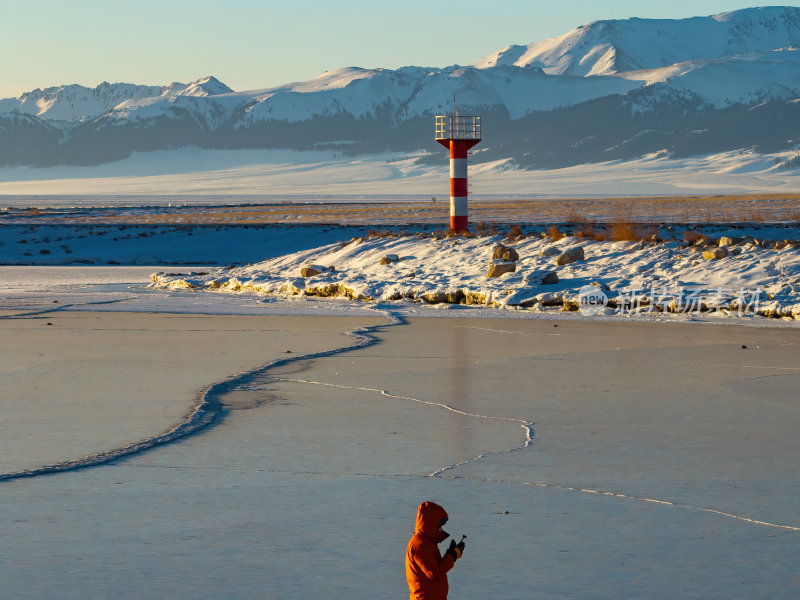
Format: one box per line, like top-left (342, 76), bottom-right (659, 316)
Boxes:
top-left (457, 539), bottom-right (466, 557)
top-left (446, 539), bottom-right (463, 560)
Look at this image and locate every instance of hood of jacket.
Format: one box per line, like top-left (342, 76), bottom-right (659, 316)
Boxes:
top-left (414, 501), bottom-right (449, 544)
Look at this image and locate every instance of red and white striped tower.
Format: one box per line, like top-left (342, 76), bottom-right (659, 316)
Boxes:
top-left (435, 113), bottom-right (481, 231)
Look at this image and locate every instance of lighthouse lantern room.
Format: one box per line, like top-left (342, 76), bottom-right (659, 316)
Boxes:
top-left (435, 113), bottom-right (482, 231)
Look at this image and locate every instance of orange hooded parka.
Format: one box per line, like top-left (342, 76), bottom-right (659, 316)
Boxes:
top-left (405, 502), bottom-right (457, 600)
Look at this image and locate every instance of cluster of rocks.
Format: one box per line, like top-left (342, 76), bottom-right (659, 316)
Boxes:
top-left (487, 243), bottom-right (518, 278)
top-left (487, 242), bottom-right (583, 283)
top-left (687, 236), bottom-right (743, 260)
top-left (681, 234), bottom-right (800, 260)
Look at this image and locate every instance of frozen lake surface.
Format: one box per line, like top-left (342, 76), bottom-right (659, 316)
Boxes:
top-left (2, 279), bottom-right (799, 598)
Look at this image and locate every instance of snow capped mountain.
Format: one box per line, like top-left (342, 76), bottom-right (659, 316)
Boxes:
top-left (619, 48), bottom-right (800, 109)
top-left (231, 64), bottom-right (641, 126)
top-left (236, 67), bottom-right (425, 125)
top-left (174, 76), bottom-right (234, 97)
top-left (0, 82), bottom-right (168, 123)
top-left (475, 6), bottom-right (800, 75)
top-left (2, 6), bottom-right (800, 169)
top-left (0, 76), bottom-right (235, 124)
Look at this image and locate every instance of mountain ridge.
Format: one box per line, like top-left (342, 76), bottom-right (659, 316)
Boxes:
top-left (474, 6), bottom-right (800, 75)
top-left (2, 6), bottom-right (799, 170)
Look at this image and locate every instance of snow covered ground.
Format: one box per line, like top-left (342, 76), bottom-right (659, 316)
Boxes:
top-left (150, 230), bottom-right (800, 321)
top-left (1, 146), bottom-right (799, 199)
top-left (0, 223), bottom-right (374, 266)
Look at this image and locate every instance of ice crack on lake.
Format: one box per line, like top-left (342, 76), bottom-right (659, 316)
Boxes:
top-left (274, 376), bottom-right (535, 477)
top-left (439, 474), bottom-right (800, 532)
top-left (277, 374), bottom-right (800, 532)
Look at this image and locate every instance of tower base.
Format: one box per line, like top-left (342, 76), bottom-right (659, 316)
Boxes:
top-left (450, 215), bottom-right (468, 231)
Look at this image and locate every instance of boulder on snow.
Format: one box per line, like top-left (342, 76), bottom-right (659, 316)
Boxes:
top-left (702, 247), bottom-right (728, 260)
top-left (525, 270), bottom-right (559, 285)
top-left (300, 264), bottom-right (334, 277)
top-left (539, 246), bottom-right (560, 258)
top-left (300, 266), bottom-right (323, 277)
top-left (536, 291), bottom-right (565, 306)
top-left (492, 244), bottom-right (519, 262)
top-left (379, 254), bottom-right (401, 265)
top-left (555, 246), bottom-right (585, 265)
top-left (487, 260), bottom-right (517, 278)
top-left (541, 271), bottom-right (559, 285)
top-left (718, 236), bottom-right (742, 247)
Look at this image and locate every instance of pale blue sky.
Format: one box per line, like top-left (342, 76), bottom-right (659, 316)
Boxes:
top-left (2, 1), bottom-right (799, 98)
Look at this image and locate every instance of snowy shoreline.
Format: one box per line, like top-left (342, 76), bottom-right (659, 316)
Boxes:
top-left (150, 230), bottom-right (800, 322)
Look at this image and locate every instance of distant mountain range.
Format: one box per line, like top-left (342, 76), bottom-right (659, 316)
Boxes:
top-left (2, 6), bottom-right (800, 169)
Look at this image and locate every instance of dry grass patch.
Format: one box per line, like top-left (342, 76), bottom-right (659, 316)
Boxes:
top-left (8, 194), bottom-right (800, 226)
top-left (565, 210), bottom-right (589, 224)
top-left (505, 224), bottom-right (523, 240)
top-left (445, 228), bottom-right (474, 238)
top-left (609, 220), bottom-right (639, 242)
top-left (472, 221), bottom-right (500, 236)
top-left (366, 229), bottom-right (406, 239)
top-left (781, 209), bottom-right (800, 222)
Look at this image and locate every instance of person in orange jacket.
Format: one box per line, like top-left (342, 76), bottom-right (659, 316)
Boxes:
top-left (405, 501), bottom-right (466, 600)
